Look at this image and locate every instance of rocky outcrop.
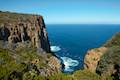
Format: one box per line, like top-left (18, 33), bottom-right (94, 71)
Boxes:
top-left (84, 47), bottom-right (108, 72)
top-left (30, 56), bottom-right (61, 77)
top-left (0, 11), bottom-right (62, 80)
top-left (104, 32), bottom-right (120, 47)
top-left (84, 33), bottom-right (120, 79)
top-left (84, 32), bottom-right (120, 73)
top-left (96, 46), bottom-right (120, 80)
top-left (0, 11), bottom-right (50, 52)
top-left (0, 46), bottom-right (61, 79)
top-left (48, 56), bottom-right (62, 73)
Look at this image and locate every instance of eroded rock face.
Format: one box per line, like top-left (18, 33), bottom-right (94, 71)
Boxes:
top-left (0, 12), bottom-right (50, 52)
top-left (30, 56), bottom-right (61, 77)
top-left (0, 12), bottom-right (62, 79)
top-left (84, 33), bottom-right (120, 79)
top-left (48, 56), bottom-right (62, 73)
top-left (84, 47), bottom-right (108, 72)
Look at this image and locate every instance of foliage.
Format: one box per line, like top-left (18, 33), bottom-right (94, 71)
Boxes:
top-left (0, 11), bottom-right (34, 25)
top-left (48, 73), bottom-right (73, 80)
top-left (0, 46), bottom-right (53, 80)
top-left (47, 70), bottom-right (101, 80)
top-left (96, 46), bottom-right (120, 80)
top-left (73, 70), bottom-right (101, 80)
top-left (0, 48), bottom-right (103, 80)
top-left (104, 33), bottom-right (120, 47)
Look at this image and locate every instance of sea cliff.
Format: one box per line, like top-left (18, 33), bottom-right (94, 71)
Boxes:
top-left (84, 32), bottom-right (120, 80)
top-left (0, 11), bottom-right (61, 80)
top-left (0, 11), bottom-right (50, 52)
top-left (0, 11), bottom-right (120, 80)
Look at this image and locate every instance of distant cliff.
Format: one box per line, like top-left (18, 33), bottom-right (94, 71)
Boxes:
top-left (84, 32), bottom-right (120, 80)
top-left (0, 11), bottom-right (50, 52)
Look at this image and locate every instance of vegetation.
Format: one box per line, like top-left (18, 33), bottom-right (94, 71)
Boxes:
top-left (95, 33), bottom-right (120, 80)
top-left (0, 46), bottom-right (53, 80)
top-left (0, 46), bottom-right (105, 80)
top-left (0, 11), bottom-right (120, 80)
top-left (48, 70), bottom-right (101, 80)
top-left (73, 70), bottom-right (101, 80)
top-left (0, 34), bottom-right (120, 80)
top-left (96, 46), bottom-right (120, 80)
top-left (0, 11), bottom-right (38, 26)
top-left (104, 32), bottom-right (120, 47)
top-left (48, 73), bottom-right (73, 80)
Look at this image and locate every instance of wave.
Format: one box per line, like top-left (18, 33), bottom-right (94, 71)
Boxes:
top-left (60, 57), bottom-right (79, 72)
top-left (50, 46), bottom-right (61, 52)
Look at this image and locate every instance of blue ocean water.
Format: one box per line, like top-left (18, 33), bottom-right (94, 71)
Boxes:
top-left (46, 24), bottom-right (120, 73)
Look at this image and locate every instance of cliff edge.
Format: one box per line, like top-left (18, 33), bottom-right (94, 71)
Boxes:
top-left (0, 11), bottom-right (50, 52)
top-left (0, 11), bottom-right (61, 80)
top-left (84, 32), bottom-right (120, 80)
top-left (84, 47), bottom-right (108, 73)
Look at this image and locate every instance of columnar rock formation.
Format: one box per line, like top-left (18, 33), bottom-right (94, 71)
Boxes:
top-left (0, 12), bottom-right (50, 52)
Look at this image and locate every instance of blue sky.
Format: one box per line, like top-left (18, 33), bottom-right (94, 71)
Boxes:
top-left (0, 0), bottom-right (120, 24)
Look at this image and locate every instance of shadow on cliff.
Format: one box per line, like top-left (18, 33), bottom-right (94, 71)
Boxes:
top-left (0, 27), bottom-right (10, 41)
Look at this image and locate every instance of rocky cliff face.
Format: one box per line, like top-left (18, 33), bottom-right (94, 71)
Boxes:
top-left (84, 32), bottom-right (120, 80)
top-left (84, 47), bottom-right (108, 72)
top-left (0, 11), bottom-right (62, 80)
top-left (0, 11), bottom-right (50, 52)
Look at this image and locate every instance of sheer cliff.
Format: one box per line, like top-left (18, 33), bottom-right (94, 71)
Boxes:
top-left (1, 11), bottom-right (120, 80)
top-left (0, 11), bottom-right (50, 52)
top-left (0, 11), bottom-right (61, 80)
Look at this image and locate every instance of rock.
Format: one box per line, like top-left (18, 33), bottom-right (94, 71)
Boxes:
top-left (84, 33), bottom-right (120, 79)
top-left (104, 32), bottom-right (120, 47)
top-left (96, 46), bottom-right (120, 79)
top-left (48, 56), bottom-right (62, 73)
top-left (84, 47), bottom-right (108, 72)
top-left (0, 11), bottom-right (50, 52)
top-left (30, 56), bottom-right (61, 77)
top-left (0, 11), bottom-right (62, 79)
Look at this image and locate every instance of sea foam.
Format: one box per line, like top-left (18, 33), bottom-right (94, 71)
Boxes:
top-left (61, 57), bottom-right (79, 72)
top-left (50, 46), bottom-right (61, 52)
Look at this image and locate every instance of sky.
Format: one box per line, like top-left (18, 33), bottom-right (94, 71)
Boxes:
top-left (0, 0), bottom-right (120, 24)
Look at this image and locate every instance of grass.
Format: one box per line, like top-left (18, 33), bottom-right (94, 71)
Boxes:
top-left (96, 46), bottom-right (120, 80)
top-left (0, 46), bottom-right (53, 80)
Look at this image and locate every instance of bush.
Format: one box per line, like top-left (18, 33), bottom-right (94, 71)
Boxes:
top-left (104, 33), bottom-right (120, 47)
top-left (96, 46), bottom-right (120, 80)
top-left (48, 73), bottom-right (74, 80)
top-left (73, 70), bottom-right (101, 80)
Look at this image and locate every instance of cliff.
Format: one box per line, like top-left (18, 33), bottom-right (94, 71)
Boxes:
top-left (84, 47), bottom-right (108, 72)
top-left (84, 32), bottom-right (120, 80)
top-left (0, 11), bottom-right (50, 52)
top-left (1, 11), bottom-right (120, 80)
top-left (0, 47), bottom-right (62, 79)
top-left (0, 11), bottom-right (61, 80)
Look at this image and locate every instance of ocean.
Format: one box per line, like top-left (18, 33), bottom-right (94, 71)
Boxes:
top-left (46, 24), bottom-right (120, 73)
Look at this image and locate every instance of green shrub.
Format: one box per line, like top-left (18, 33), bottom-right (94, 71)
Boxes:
top-left (73, 70), bottom-right (101, 80)
top-left (96, 46), bottom-right (120, 80)
top-left (104, 33), bottom-right (120, 47)
top-left (48, 73), bottom-right (74, 80)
